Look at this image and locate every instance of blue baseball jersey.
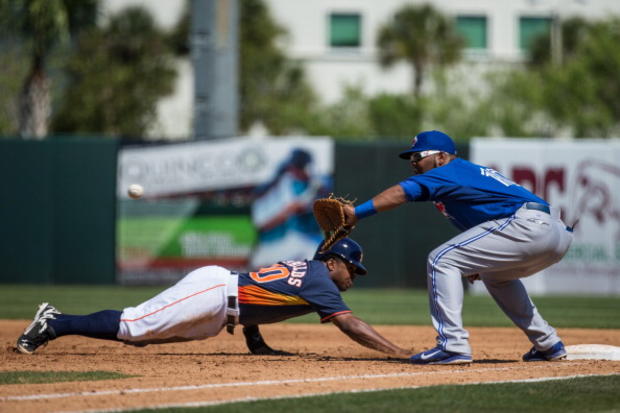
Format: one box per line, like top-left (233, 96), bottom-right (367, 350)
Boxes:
top-left (237, 259), bottom-right (351, 325)
top-left (399, 158), bottom-right (547, 230)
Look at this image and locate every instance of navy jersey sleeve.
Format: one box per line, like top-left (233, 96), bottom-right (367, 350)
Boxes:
top-left (299, 261), bottom-right (351, 322)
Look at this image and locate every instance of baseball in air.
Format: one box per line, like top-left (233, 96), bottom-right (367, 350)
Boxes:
top-left (127, 184), bottom-right (144, 199)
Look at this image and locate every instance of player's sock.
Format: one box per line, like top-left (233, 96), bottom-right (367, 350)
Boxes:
top-left (48, 310), bottom-right (122, 340)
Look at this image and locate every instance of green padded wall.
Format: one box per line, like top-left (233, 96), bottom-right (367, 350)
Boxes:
top-left (334, 141), bottom-right (468, 288)
top-left (0, 138), bottom-right (118, 284)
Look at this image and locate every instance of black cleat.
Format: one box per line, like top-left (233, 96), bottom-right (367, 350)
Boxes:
top-left (16, 303), bottom-right (60, 354)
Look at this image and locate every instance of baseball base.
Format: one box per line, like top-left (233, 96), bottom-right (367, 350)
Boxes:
top-left (565, 344), bottom-right (620, 361)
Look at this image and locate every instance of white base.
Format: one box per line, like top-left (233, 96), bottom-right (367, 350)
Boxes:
top-left (565, 344), bottom-right (620, 361)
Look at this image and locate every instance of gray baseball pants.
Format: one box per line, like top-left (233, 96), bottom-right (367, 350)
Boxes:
top-left (426, 204), bottom-right (573, 356)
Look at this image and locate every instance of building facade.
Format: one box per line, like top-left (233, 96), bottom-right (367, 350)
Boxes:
top-left (103, 0), bottom-right (620, 138)
top-left (265, 0), bottom-right (620, 103)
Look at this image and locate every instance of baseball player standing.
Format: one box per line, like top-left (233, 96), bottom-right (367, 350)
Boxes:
top-left (344, 130), bottom-right (574, 365)
top-left (16, 238), bottom-right (412, 358)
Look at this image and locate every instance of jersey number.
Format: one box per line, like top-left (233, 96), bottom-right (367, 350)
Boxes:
top-left (480, 167), bottom-right (517, 187)
top-left (249, 265), bottom-right (290, 283)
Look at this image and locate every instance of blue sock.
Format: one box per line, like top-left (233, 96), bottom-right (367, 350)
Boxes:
top-left (48, 310), bottom-right (122, 341)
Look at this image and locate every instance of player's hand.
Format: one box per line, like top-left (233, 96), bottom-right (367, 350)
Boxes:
top-left (343, 204), bottom-right (357, 227)
top-left (242, 325), bottom-right (294, 356)
top-left (392, 348), bottom-right (415, 359)
top-left (466, 274), bottom-right (480, 284)
top-left (249, 344), bottom-right (294, 356)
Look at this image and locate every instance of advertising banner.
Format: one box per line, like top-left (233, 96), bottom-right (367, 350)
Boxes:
top-left (117, 137), bottom-right (333, 284)
top-left (471, 138), bottom-right (620, 295)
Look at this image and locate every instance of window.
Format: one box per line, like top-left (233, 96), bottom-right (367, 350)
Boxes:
top-left (456, 16), bottom-right (487, 50)
top-left (519, 17), bottom-right (551, 51)
top-left (329, 13), bottom-right (361, 47)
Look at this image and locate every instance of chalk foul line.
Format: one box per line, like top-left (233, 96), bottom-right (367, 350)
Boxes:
top-left (0, 362), bottom-right (603, 402)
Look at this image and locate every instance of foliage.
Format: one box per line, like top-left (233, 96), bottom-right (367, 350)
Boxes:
top-left (0, 0), bottom-right (98, 138)
top-left (367, 93), bottom-right (423, 139)
top-left (376, 4), bottom-right (464, 96)
top-left (304, 86), bottom-right (374, 139)
top-left (0, 0), bottom-right (97, 58)
top-left (419, 70), bottom-right (495, 140)
top-left (487, 17), bottom-right (620, 138)
top-left (0, 46), bottom-right (28, 135)
top-left (302, 72), bottom-right (492, 142)
top-left (238, 0), bottom-right (318, 134)
top-left (169, 0), bottom-right (318, 135)
top-left (529, 17), bottom-right (590, 67)
top-left (51, 7), bottom-right (176, 137)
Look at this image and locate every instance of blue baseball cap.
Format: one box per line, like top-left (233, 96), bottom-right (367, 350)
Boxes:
top-left (398, 130), bottom-right (457, 159)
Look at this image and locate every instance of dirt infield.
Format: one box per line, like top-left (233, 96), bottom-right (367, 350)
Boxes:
top-left (1, 320), bottom-right (619, 412)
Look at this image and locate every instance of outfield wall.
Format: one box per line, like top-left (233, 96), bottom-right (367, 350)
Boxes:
top-left (0, 138), bottom-right (117, 284)
top-left (2, 137), bottom-right (618, 295)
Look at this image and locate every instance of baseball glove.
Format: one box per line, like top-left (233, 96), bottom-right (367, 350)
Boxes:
top-left (313, 196), bottom-right (355, 252)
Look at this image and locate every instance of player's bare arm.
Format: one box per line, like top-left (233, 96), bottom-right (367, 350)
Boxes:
top-left (371, 185), bottom-right (408, 212)
top-left (331, 313), bottom-right (411, 358)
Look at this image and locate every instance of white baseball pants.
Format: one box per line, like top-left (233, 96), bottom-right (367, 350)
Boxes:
top-left (117, 266), bottom-right (234, 345)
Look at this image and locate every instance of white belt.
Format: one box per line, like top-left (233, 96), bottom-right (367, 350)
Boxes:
top-left (226, 271), bottom-right (239, 334)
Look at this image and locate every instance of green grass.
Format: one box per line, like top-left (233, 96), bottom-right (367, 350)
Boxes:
top-left (1, 286), bottom-right (618, 412)
top-left (134, 374), bottom-right (620, 413)
top-left (0, 370), bottom-right (133, 385)
top-left (1, 285), bottom-right (619, 328)
top-left (0, 285), bottom-right (162, 319)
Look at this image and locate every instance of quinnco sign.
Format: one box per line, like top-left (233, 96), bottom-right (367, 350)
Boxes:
top-left (117, 137), bottom-right (333, 198)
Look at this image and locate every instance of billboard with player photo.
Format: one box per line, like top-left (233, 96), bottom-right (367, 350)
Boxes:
top-left (117, 137), bottom-right (333, 284)
top-left (471, 138), bottom-right (620, 295)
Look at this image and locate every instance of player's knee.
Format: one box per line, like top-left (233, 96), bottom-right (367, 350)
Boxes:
top-left (426, 249), bottom-right (461, 278)
top-left (426, 252), bottom-right (442, 276)
top-left (427, 247), bottom-right (444, 271)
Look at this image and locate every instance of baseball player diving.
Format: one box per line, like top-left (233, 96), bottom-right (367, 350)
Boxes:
top-left (344, 130), bottom-right (574, 365)
top-left (16, 238), bottom-right (412, 358)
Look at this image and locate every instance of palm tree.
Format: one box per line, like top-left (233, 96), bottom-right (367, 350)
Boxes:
top-left (0, 0), bottom-right (98, 138)
top-left (377, 4), bottom-right (464, 96)
top-left (529, 17), bottom-right (589, 67)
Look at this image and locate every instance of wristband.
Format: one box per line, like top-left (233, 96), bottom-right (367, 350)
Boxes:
top-left (355, 200), bottom-right (377, 219)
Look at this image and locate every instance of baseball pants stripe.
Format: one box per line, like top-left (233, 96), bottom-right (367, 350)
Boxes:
top-left (429, 216), bottom-right (516, 352)
top-left (117, 266), bottom-right (232, 344)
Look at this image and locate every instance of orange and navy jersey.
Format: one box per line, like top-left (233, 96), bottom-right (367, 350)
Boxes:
top-left (238, 260), bottom-right (351, 325)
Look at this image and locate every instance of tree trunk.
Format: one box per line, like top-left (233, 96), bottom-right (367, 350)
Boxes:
top-left (412, 61), bottom-right (424, 97)
top-left (19, 56), bottom-right (50, 139)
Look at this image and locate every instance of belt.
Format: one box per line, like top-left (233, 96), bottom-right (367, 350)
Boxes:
top-left (523, 202), bottom-right (574, 232)
top-left (523, 202), bottom-right (550, 215)
top-left (226, 271), bottom-right (239, 335)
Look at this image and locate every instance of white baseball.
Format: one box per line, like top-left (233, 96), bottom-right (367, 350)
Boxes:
top-left (127, 184), bottom-right (144, 199)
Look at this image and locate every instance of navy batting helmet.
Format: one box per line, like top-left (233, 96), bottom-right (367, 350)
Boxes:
top-left (313, 238), bottom-right (367, 275)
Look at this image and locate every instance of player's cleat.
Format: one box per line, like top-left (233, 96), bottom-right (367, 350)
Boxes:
top-left (16, 303), bottom-right (61, 354)
top-left (522, 341), bottom-right (567, 362)
top-left (410, 346), bottom-right (473, 365)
